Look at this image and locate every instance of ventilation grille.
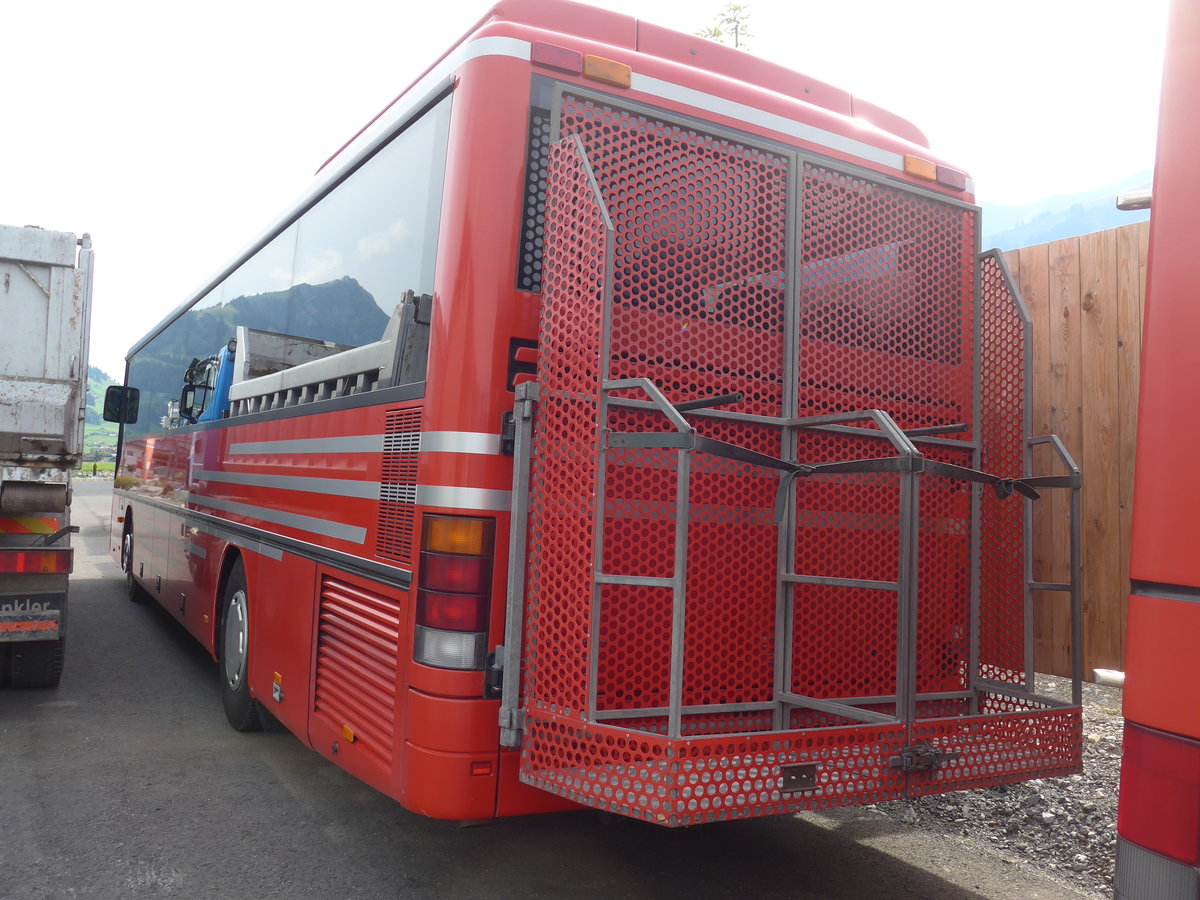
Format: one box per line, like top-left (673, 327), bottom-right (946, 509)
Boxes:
top-left (314, 575), bottom-right (401, 767)
top-left (517, 106), bottom-right (552, 292)
top-left (377, 407), bottom-right (421, 564)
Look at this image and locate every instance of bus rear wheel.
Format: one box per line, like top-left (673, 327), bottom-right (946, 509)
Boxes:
top-left (219, 560), bottom-right (261, 732)
top-left (122, 522), bottom-right (146, 604)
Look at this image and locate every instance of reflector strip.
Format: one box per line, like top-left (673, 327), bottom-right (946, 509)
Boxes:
top-left (904, 154), bottom-right (937, 181)
top-left (583, 54), bottom-right (633, 88)
top-left (532, 41), bottom-right (583, 74)
top-left (0, 517), bottom-right (58, 535)
top-left (0, 549), bottom-right (72, 574)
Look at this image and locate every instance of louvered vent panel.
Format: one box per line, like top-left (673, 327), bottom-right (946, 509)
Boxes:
top-left (314, 575), bottom-right (401, 767)
top-left (377, 407), bottom-right (421, 564)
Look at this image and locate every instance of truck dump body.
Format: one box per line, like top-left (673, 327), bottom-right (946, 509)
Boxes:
top-left (501, 92), bottom-right (1083, 825)
top-left (0, 224), bottom-right (93, 687)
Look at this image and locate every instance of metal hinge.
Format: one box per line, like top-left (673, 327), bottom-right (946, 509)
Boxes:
top-left (888, 743), bottom-right (961, 773)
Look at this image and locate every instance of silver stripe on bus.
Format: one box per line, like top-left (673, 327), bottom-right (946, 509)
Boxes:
top-left (229, 435), bottom-right (384, 456)
top-left (191, 520), bottom-right (286, 562)
top-left (416, 485), bottom-right (512, 512)
top-left (420, 431), bottom-right (501, 455)
top-left (180, 492), bottom-right (368, 544)
top-left (184, 541), bottom-right (208, 560)
top-left (194, 468), bottom-right (380, 499)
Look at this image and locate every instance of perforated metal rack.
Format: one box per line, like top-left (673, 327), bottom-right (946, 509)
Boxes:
top-left (499, 96), bottom-right (1082, 826)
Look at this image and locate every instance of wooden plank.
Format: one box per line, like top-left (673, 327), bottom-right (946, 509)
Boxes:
top-left (1116, 221), bottom-right (1147, 667)
top-left (1079, 229), bottom-right (1122, 673)
top-left (1047, 236), bottom-right (1083, 677)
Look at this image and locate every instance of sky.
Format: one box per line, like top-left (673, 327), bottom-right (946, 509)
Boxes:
top-left (2, 0), bottom-right (1169, 380)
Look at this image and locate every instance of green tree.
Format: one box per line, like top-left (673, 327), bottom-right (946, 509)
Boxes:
top-left (696, 3), bottom-right (754, 50)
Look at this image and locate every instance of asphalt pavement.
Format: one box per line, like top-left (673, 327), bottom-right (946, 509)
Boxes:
top-left (0, 480), bottom-right (1093, 899)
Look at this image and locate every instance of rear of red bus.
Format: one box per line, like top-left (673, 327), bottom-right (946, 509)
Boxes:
top-left (109, 0), bottom-right (1083, 825)
top-left (1116, 0), bottom-right (1200, 894)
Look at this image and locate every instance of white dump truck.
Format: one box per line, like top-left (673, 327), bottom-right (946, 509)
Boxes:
top-left (0, 224), bottom-right (94, 687)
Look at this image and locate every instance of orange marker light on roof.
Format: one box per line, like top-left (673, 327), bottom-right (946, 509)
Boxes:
top-left (584, 54), bottom-right (632, 88)
top-left (903, 155), bottom-right (937, 181)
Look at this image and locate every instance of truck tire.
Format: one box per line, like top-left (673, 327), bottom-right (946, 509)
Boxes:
top-left (219, 560), bottom-right (261, 732)
top-left (10, 638), bottom-right (66, 688)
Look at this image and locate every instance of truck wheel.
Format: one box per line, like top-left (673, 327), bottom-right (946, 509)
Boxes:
top-left (122, 524), bottom-right (146, 604)
top-left (219, 560), bottom-right (261, 732)
top-left (10, 638), bottom-right (66, 688)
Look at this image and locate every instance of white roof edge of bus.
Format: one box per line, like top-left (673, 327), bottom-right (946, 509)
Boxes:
top-left (129, 33), bottom-right (975, 362)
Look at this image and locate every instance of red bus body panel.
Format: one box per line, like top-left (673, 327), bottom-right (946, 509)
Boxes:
top-left (109, 0), bottom-right (1073, 827)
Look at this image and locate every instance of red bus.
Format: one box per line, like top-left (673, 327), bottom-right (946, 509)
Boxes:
top-left (1115, 0), bottom-right (1200, 894)
top-left (104, 0), bottom-right (1083, 825)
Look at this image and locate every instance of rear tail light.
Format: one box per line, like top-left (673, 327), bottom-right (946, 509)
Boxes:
top-left (1118, 721), bottom-right (1200, 866)
top-left (414, 515), bottom-right (495, 670)
top-left (0, 548), bottom-right (73, 574)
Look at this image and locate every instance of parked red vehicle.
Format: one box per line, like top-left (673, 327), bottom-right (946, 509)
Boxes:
top-left (1115, 0), bottom-right (1200, 894)
top-left (104, 0), bottom-right (1082, 825)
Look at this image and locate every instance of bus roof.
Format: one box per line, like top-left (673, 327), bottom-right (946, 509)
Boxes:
top-left (317, 0), bottom-right (929, 174)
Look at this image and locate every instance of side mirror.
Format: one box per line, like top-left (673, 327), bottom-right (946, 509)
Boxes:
top-left (103, 385), bottom-right (140, 424)
top-left (180, 385), bottom-right (197, 423)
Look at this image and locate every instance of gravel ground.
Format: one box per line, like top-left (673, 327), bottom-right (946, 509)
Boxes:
top-left (873, 675), bottom-right (1123, 898)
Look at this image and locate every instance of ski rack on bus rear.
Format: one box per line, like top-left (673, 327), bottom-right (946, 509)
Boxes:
top-left (498, 135), bottom-right (1083, 826)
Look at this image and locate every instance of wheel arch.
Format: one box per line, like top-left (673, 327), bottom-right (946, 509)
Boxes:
top-left (212, 546), bottom-right (245, 662)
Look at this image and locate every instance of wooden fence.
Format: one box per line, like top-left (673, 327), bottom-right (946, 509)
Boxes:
top-left (1002, 220), bottom-right (1149, 678)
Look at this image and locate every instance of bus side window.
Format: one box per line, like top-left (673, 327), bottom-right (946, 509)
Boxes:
top-left (391, 289), bottom-right (433, 386)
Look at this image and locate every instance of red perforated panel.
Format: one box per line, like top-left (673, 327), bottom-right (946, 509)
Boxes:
top-left (978, 254), bottom-right (1028, 683)
top-left (521, 711), bottom-right (907, 826)
top-left (522, 137), bottom-right (609, 718)
top-left (797, 163), bottom-right (975, 434)
top-left (559, 93), bottom-right (789, 418)
top-left (517, 93), bottom-right (1076, 824)
top-left (908, 701), bottom-right (1083, 796)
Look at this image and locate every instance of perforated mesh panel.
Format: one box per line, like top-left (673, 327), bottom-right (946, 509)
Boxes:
top-left (515, 91), bottom-right (1075, 824)
top-left (522, 711), bottom-right (906, 826)
top-left (978, 253), bottom-right (1029, 683)
top-left (909, 702), bottom-right (1083, 795)
top-left (522, 136), bottom-right (607, 717)
top-left (517, 107), bottom-right (553, 292)
top-left (797, 164), bottom-right (975, 433)
top-left (559, 93), bottom-right (789, 417)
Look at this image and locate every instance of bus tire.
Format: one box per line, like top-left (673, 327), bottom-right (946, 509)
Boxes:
top-left (122, 521), bottom-right (146, 604)
top-left (10, 638), bottom-right (66, 689)
top-left (219, 560), bottom-right (261, 732)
